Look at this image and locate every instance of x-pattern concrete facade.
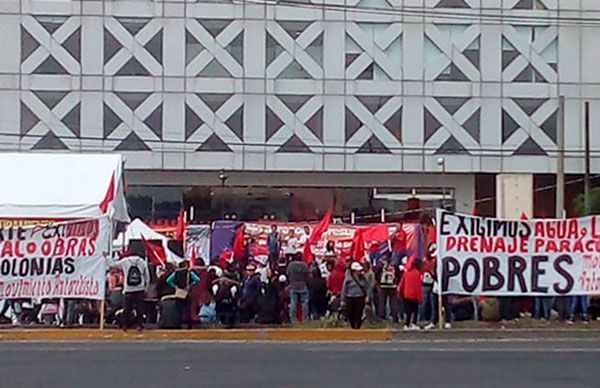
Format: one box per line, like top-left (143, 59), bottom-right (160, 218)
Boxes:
top-left (0, 0), bottom-right (597, 174)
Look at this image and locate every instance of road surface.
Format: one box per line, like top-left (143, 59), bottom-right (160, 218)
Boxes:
top-left (1, 339), bottom-right (599, 387)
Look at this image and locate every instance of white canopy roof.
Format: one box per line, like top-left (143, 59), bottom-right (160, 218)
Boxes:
top-left (0, 153), bottom-right (129, 222)
top-left (115, 218), bottom-right (182, 262)
top-left (116, 218), bottom-right (169, 246)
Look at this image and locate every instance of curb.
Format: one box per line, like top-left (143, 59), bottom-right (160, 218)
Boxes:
top-left (0, 329), bottom-right (392, 342)
top-left (1, 328), bottom-right (599, 342)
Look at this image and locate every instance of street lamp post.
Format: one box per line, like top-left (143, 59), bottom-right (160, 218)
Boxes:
top-left (435, 158), bottom-right (447, 329)
top-left (218, 170), bottom-right (229, 220)
top-left (436, 157), bottom-right (446, 210)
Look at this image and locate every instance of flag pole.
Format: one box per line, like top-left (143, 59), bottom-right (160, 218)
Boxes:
top-left (99, 300), bottom-right (105, 330)
top-left (437, 291), bottom-right (443, 330)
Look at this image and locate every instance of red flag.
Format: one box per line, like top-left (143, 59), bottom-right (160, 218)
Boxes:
top-left (189, 247), bottom-right (197, 267)
top-left (233, 225), bottom-right (246, 260)
top-left (520, 212), bottom-right (529, 220)
top-left (141, 235), bottom-right (166, 266)
top-left (361, 224), bottom-right (389, 242)
top-left (303, 210), bottom-right (332, 264)
top-left (99, 173), bottom-right (115, 214)
top-left (174, 211), bottom-right (186, 241)
top-left (350, 228), bottom-right (365, 262)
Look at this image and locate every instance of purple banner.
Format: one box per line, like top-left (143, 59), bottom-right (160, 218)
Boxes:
top-left (209, 220), bottom-right (242, 261)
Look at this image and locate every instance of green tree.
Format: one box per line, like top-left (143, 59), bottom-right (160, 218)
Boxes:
top-left (572, 187), bottom-right (600, 216)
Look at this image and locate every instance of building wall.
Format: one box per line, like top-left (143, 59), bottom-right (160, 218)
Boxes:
top-left (0, 0), bottom-right (598, 174)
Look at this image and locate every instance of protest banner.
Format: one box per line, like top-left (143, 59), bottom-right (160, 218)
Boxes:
top-left (185, 224), bottom-right (211, 266)
top-left (243, 222), bottom-right (422, 261)
top-left (0, 217), bottom-right (109, 300)
top-left (436, 210), bottom-right (600, 296)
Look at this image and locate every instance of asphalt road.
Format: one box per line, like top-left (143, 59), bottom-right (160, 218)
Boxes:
top-left (1, 339), bottom-right (599, 388)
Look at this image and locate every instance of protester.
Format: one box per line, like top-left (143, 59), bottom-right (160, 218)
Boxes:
top-left (420, 254), bottom-right (436, 322)
top-left (341, 262), bottom-right (371, 329)
top-left (398, 258), bottom-right (423, 331)
top-left (286, 255), bottom-right (310, 323)
top-left (427, 294), bottom-right (452, 330)
top-left (534, 296), bottom-right (553, 321)
top-left (267, 224), bottom-right (282, 268)
top-left (569, 296), bottom-right (590, 323)
top-left (239, 264), bottom-right (262, 323)
top-left (448, 295), bottom-right (479, 321)
top-left (284, 229), bottom-right (300, 261)
top-left (327, 258), bottom-right (346, 297)
top-left (276, 274), bottom-right (291, 324)
top-left (166, 261), bottom-right (201, 329)
top-left (298, 225), bottom-right (311, 250)
top-left (307, 266), bottom-right (328, 320)
top-left (110, 251), bottom-right (150, 331)
top-left (256, 281), bottom-right (282, 325)
top-left (374, 255), bottom-right (401, 323)
top-left (390, 223), bottom-right (407, 266)
top-left (212, 269), bottom-right (240, 328)
top-left (144, 264), bottom-right (159, 325)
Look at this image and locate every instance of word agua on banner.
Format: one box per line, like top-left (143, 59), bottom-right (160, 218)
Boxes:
top-left (436, 210), bottom-right (600, 296)
top-left (0, 218), bottom-right (109, 300)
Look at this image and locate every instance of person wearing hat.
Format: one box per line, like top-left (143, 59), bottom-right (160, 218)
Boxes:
top-left (341, 261), bottom-right (372, 329)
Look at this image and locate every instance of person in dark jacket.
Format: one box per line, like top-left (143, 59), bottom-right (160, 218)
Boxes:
top-left (212, 269), bottom-right (240, 328)
top-left (341, 262), bottom-right (371, 329)
top-left (267, 225), bottom-right (282, 268)
top-left (256, 281), bottom-right (282, 325)
top-left (166, 261), bottom-right (200, 329)
top-left (308, 266), bottom-right (328, 320)
top-left (239, 264), bottom-right (262, 323)
top-left (286, 256), bottom-right (310, 322)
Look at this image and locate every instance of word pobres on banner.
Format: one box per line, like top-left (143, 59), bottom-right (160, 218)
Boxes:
top-left (436, 210), bottom-right (600, 296)
top-left (0, 217), bottom-right (109, 300)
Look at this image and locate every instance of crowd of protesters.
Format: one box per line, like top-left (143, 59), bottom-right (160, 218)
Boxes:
top-left (2, 220), bottom-right (600, 330)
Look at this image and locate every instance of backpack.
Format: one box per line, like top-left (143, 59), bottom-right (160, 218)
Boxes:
top-left (380, 264), bottom-right (396, 287)
top-left (127, 264), bottom-right (143, 287)
top-left (215, 283), bottom-right (235, 304)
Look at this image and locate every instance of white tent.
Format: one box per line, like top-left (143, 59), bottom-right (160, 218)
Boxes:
top-left (0, 153), bottom-right (129, 222)
top-left (115, 218), bottom-right (182, 262)
top-left (116, 218), bottom-right (168, 246)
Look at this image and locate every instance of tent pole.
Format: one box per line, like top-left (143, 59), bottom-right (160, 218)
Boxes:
top-left (437, 292), bottom-right (443, 330)
top-left (99, 300), bottom-right (105, 330)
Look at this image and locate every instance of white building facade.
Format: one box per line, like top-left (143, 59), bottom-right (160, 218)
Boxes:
top-left (0, 0), bottom-right (597, 216)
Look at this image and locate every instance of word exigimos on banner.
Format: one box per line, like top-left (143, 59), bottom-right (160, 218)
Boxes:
top-left (0, 217), bottom-right (109, 300)
top-left (436, 210), bottom-right (600, 296)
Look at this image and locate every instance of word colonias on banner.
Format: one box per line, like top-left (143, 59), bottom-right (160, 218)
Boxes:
top-left (436, 210), bottom-right (600, 296)
top-left (0, 218), bottom-right (108, 300)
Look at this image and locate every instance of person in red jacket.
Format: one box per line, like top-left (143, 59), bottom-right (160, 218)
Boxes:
top-left (327, 259), bottom-right (346, 297)
top-left (398, 257), bottom-right (423, 331)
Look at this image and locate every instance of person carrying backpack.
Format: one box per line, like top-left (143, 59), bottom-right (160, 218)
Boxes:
top-left (111, 251), bottom-right (150, 331)
top-left (166, 261), bottom-right (201, 329)
top-left (374, 255), bottom-right (401, 323)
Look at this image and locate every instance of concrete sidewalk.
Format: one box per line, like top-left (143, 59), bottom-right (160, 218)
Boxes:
top-left (1, 328), bottom-right (600, 342)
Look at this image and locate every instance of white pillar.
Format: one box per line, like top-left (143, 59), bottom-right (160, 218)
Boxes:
top-left (496, 174), bottom-right (533, 219)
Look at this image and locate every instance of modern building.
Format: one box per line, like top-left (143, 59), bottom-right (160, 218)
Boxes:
top-left (0, 0), bottom-right (597, 221)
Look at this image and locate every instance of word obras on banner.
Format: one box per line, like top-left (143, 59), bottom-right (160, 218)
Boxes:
top-left (436, 210), bottom-right (600, 296)
top-left (0, 218), bottom-right (109, 300)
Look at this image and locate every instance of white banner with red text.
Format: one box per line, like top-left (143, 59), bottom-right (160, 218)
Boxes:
top-left (0, 217), bottom-right (109, 300)
top-left (436, 210), bottom-right (600, 296)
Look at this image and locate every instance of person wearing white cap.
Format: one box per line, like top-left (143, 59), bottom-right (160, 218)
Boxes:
top-left (341, 261), bottom-right (371, 329)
